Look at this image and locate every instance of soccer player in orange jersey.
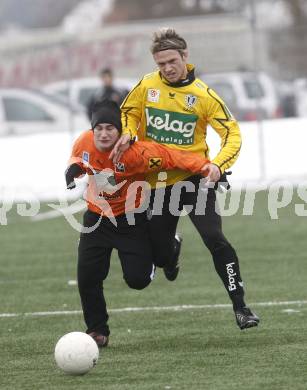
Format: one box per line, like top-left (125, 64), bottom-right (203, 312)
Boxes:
top-left (65, 100), bottom-right (210, 347)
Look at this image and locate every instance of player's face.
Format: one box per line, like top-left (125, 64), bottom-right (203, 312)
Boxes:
top-left (153, 49), bottom-right (187, 83)
top-left (93, 123), bottom-right (120, 151)
top-left (101, 73), bottom-right (112, 87)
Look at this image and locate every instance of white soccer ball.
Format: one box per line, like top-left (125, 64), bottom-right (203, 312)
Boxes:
top-left (54, 332), bottom-right (99, 375)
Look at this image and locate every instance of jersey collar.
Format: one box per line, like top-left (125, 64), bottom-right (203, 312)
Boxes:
top-left (159, 64), bottom-right (195, 88)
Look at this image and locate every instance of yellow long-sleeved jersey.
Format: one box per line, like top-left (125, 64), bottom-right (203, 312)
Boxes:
top-left (121, 64), bottom-right (241, 187)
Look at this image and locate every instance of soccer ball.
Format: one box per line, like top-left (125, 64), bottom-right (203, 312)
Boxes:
top-left (54, 332), bottom-right (99, 375)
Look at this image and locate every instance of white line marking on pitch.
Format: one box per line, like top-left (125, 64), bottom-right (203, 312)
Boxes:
top-left (1, 300), bottom-right (307, 319)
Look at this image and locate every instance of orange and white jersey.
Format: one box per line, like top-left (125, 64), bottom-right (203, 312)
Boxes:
top-left (69, 130), bottom-right (210, 217)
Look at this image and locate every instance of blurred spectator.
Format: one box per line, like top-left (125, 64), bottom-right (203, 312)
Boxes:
top-left (86, 68), bottom-right (128, 120)
top-left (278, 82), bottom-right (297, 118)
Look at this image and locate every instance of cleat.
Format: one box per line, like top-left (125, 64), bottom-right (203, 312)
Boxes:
top-left (163, 233), bottom-right (182, 281)
top-left (235, 307), bottom-right (260, 330)
top-left (88, 332), bottom-right (109, 348)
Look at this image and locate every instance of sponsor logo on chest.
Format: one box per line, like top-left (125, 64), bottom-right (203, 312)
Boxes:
top-left (115, 162), bottom-right (125, 173)
top-left (145, 107), bottom-right (197, 145)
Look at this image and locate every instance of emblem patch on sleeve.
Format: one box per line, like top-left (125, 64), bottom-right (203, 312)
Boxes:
top-left (148, 157), bottom-right (163, 169)
top-left (82, 151), bottom-right (90, 165)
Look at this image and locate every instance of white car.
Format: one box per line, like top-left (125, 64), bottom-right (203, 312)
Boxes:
top-left (42, 77), bottom-right (137, 108)
top-left (199, 71), bottom-right (282, 121)
top-left (0, 88), bottom-right (89, 136)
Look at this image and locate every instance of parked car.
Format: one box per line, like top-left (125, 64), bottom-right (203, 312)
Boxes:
top-left (0, 88), bottom-right (89, 136)
top-left (42, 77), bottom-right (137, 109)
top-left (199, 71), bottom-right (283, 121)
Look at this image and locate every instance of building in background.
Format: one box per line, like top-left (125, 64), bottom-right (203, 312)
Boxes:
top-left (0, 0), bottom-right (306, 122)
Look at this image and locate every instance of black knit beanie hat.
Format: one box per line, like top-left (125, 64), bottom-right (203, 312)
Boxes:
top-left (91, 99), bottom-right (122, 132)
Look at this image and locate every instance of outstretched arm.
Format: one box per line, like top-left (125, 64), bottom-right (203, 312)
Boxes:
top-left (122, 142), bottom-right (210, 177)
top-left (65, 163), bottom-right (85, 189)
top-left (110, 79), bottom-right (143, 162)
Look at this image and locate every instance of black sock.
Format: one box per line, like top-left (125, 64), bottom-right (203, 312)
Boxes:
top-left (212, 244), bottom-right (246, 309)
top-left (231, 295), bottom-right (246, 311)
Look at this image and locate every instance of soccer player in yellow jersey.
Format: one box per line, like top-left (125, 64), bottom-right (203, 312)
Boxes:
top-left (111, 28), bottom-right (259, 330)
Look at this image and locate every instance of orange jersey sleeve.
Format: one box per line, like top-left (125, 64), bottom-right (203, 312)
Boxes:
top-left (121, 141), bottom-right (210, 176)
top-left (68, 131), bottom-right (93, 171)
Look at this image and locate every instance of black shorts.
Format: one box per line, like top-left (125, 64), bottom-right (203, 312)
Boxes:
top-left (78, 209), bottom-right (155, 290)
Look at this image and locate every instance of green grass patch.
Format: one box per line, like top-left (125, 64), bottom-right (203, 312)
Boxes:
top-left (0, 191), bottom-right (307, 389)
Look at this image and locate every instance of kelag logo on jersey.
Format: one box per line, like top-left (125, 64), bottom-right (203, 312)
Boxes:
top-left (145, 107), bottom-right (198, 145)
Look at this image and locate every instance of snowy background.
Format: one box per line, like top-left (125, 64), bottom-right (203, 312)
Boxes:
top-left (1, 118), bottom-right (306, 202)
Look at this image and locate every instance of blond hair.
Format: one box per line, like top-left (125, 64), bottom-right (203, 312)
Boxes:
top-left (150, 28), bottom-right (187, 56)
